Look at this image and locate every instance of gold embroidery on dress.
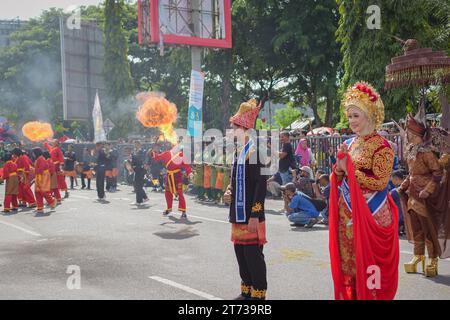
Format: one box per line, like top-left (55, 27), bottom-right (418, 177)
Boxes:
top-left (241, 284), bottom-right (251, 294)
top-left (251, 202), bottom-right (263, 213)
top-left (251, 287), bottom-right (266, 299)
top-left (349, 134), bottom-right (394, 191)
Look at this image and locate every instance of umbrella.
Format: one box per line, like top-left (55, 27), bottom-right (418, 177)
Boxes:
top-left (385, 39), bottom-right (450, 89)
top-left (307, 127), bottom-right (333, 136)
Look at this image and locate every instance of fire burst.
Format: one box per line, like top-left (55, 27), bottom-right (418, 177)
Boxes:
top-left (136, 94), bottom-right (178, 145)
top-left (22, 121), bottom-right (54, 142)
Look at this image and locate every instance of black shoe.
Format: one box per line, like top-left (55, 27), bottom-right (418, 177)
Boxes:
top-left (163, 210), bottom-right (171, 216)
top-left (181, 213), bottom-right (187, 219)
top-left (305, 218), bottom-right (318, 228)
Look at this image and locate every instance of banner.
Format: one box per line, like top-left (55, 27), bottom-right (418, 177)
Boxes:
top-left (187, 70), bottom-right (205, 137)
top-left (92, 90), bottom-right (107, 142)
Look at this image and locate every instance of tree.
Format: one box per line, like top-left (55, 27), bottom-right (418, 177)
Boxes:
top-left (272, 0), bottom-right (341, 127)
top-left (0, 9), bottom-right (64, 130)
top-left (103, 0), bottom-right (134, 106)
top-left (336, 0), bottom-right (449, 124)
top-left (273, 104), bottom-right (300, 129)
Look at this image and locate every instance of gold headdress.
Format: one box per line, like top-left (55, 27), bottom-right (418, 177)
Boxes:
top-left (342, 81), bottom-right (385, 129)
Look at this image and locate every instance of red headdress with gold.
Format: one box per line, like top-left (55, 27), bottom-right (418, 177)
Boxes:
top-left (229, 99), bottom-right (261, 129)
top-left (343, 81), bottom-right (385, 129)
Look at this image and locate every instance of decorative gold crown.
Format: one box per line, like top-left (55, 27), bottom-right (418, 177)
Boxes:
top-left (342, 81), bottom-right (385, 129)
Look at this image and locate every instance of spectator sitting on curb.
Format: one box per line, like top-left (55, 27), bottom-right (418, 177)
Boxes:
top-left (281, 182), bottom-right (321, 228)
top-left (292, 166), bottom-right (315, 198)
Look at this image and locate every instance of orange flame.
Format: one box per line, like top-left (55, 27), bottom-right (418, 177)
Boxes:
top-left (22, 121), bottom-right (54, 142)
top-left (136, 95), bottom-right (178, 145)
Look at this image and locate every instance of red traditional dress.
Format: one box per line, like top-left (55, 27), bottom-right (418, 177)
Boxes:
top-left (34, 155), bottom-right (55, 211)
top-left (152, 150), bottom-right (192, 213)
top-left (16, 154), bottom-right (36, 207)
top-left (44, 142), bottom-right (67, 193)
top-left (47, 157), bottom-right (61, 204)
top-left (329, 132), bottom-right (399, 300)
top-left (3, 160), bottom-right (19, 211)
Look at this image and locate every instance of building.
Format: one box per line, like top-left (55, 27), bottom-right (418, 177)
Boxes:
top-left (0, 19), bottom-right (27, 48)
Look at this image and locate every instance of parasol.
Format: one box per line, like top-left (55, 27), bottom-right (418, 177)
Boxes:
top-left (307, 127), bottom-right (333, 136)
top-left (385, 39), bottom-right (450, 89)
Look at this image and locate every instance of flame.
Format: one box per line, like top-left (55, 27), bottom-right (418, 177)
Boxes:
top-left (136, 95), bottom-right (178, 145)
top-left (22, 121), bottom-right (54, 142)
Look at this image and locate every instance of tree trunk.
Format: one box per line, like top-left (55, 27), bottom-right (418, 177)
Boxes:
top-left (324, 92), bottom-right (334, 127)
top-left (310, 80), bottom-right (323, 127)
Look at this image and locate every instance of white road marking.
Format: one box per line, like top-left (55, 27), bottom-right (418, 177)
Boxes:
top-left (0, 219), bottom-right (42, 237)
top-left (149, 276), bottom-right (223, 300)
top-left (400, 250), bottom-right (450, 262)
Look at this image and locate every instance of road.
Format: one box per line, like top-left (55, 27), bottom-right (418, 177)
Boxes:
top-left (1, 183), bottom-right (449, 299)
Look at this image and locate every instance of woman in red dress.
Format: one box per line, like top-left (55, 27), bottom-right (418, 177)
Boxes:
top-left (329, 82), bottom-right (399, 300)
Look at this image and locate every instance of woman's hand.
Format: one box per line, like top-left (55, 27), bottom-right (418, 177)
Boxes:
top-left (223, 189), bottom-right (232, 204)
top-left (336, 144), bottom-right (348, 174)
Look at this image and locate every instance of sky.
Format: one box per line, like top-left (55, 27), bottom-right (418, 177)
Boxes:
top-left (0, 0), bottom-right (104, 20)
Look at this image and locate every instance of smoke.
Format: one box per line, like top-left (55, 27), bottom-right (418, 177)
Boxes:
top-left (2, 54), bottom-right (60, 122)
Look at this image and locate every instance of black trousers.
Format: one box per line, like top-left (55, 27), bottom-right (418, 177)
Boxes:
top-left (134, 169), bottom-right (147, 203)
top-left (69, 176), bottom-right (76, 189)
top-left (81, 174), bottom-right (91, 189)
top-left (106, 176), bottom-right (113, 191)
top-left (96, 166), bottom-right (105, 199)
top-left (234, 244), bottom-right (267, 299)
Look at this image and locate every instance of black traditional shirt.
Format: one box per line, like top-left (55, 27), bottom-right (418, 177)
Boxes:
top-left (229, 144), bottom-right (267, 224)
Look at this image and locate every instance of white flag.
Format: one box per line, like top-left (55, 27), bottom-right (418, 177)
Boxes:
top-left (92, 90), bottom-right (106, 142)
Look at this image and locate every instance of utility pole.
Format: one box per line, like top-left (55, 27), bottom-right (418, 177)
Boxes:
top-left (191, 0), bottom-right (202, 72)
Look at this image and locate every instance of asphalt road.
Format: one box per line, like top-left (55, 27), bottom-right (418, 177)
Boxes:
top-left (0, 183), bottom-right (449, 300)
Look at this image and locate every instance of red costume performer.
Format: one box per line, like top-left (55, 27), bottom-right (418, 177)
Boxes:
top-left (44, 140), bottom-right (67, 199)
top-left (152, 149), bottom-right (191, 216)
top-left (3, 154), bottom-right (19, 212)
top-left (329, 82), bottom-right (399, 300)
top-left (12, 149), bottom-right (36, 208)
top-left (33, 148), bottom-right (56, 213)
top-left (44, 152), bottom-right (61, 205)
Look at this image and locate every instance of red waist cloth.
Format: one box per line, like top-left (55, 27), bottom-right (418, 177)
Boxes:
top-left (329, 156), bottom-right (399, 300)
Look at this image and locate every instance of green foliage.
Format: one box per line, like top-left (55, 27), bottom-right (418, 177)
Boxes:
top-left (274, 105), bottom-right (301, 129)
top-left (0, 8), bottom-right (64, 128)
top-left (103, 0), bottom-right (134, 106)
top-left (336, 0), bottom-right (449, 122)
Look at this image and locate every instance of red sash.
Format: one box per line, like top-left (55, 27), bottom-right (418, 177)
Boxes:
top-left (329, 156), bottom-right (399, 300)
